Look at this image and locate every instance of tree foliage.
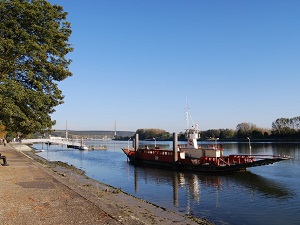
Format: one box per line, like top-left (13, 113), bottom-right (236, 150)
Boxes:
top-left (219, 129), bottom-right (235, 139)
top-left (272, 116), bottom-right (300, 136)
top-left (201, 129), bottom-right (235, 139)
top-left (236, 122), bottom-right (268, 138)
top-left (135, 128), bottom-right (171, 140)
top-left (0, 123), bottom-right (7, 138)
top-left (0, 0), bottom-right (73, 135)
top-left (236, 122), bottom-right (255, 138)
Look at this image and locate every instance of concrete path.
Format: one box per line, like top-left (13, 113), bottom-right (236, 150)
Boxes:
top-left (0, 143), bottom-right (211, 225)
top-left (0, 144), bottom-right (119, 224)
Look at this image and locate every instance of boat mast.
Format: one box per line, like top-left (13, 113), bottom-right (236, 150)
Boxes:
top-left (114, 120), bottom-right (117, 138)
top-left (65, 120), bottom-right (68, 140)
top-left (185, 100), bottom-right (200, 148)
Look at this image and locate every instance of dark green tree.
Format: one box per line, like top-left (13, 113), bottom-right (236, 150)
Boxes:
top-left (135, 128), bottom-right (171, 140)
top-left (219, 129), bottom-right (235, 139)
top-left (0, 0), bottom-right (73, 135)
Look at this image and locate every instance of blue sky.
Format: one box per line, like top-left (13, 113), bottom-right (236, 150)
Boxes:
top-left (49, 0), bottom-right (300, 133)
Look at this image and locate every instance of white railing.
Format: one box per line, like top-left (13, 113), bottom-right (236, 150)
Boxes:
top-left (21, 138), bottom-right (80, 146)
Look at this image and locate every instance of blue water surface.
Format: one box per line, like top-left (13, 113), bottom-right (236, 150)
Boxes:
top-left (35, 141), bottom-right (300, 225)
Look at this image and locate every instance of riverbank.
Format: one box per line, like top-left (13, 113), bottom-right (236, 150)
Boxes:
top-left (0, 143), bottom-right (212, 225)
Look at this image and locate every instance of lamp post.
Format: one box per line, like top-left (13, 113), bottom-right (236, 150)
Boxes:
top-left (153, 137), bottom-right (156, 147)
top-left (247, 137), bottom-right (252, 155)
top-left (215, 138), bottom-right (219, 148)
top-left (128, 137), bottom-right (131, 150)
top-left (215, 138), bottom-right (219, 161)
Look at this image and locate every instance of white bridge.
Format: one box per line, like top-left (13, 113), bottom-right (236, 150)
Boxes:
top-left (21, 138), bottom-right (81, 146)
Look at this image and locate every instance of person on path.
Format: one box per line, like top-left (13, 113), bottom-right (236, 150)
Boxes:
top-left (3, 138), bottom-right (7, 146)
top-left (0, 152), bottom-right (8, 166)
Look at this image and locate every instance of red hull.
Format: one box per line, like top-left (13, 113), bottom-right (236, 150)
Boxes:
top-left (122, 148), bottom-right (289, 173)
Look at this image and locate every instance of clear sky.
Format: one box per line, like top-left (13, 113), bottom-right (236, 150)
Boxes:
top-left (48, 0), bottom-right (300, 133)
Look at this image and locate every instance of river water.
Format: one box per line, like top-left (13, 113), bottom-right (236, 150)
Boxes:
top-left (34, 140), bottom-right (300, 225)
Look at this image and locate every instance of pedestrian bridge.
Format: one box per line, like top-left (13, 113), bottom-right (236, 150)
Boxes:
top-left (21, 138), bottom-right (81, 146)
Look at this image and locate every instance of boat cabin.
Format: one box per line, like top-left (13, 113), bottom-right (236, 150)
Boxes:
top-left (183, 146), bottom-right (222, 158)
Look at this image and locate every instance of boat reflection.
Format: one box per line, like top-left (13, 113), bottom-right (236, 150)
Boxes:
top-left (131, 166), bottom-right (293, 209)
top-left (227, 171), bottom-right (293, 198)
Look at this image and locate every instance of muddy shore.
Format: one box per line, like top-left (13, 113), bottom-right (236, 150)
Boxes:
top-left (0, 143), bottom-right (213, 225)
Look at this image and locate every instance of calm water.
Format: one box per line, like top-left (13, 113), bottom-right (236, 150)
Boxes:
top-left (34, 141), bottom-right (300, 225)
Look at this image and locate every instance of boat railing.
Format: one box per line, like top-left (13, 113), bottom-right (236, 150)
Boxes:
top-left (179, 144), bottom-right (204, 148)
top-left (218, 157), bottom-right (231, 166)
top-left (206, 144), bottom-right (224, 150)
top-left (139, 148), bottom-right (173, 156)
top-left (179, 144), bottom-right (224, 150)
top-left (232, 154), bottom-right (291, 160)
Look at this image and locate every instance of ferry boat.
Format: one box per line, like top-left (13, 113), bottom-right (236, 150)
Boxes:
top-left (122, 109), bottom-right (290, 173)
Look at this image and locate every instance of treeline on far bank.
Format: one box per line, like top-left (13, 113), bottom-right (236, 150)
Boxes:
top-left (23, 116), bottom-right (300, 142)
top-left (129, 116), bottom-right (300, 142)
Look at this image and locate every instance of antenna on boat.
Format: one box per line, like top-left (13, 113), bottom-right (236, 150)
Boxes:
top-left (185, 98), bottom-right (189, 130)
top-left (185, 98), bottom-right (195, 129)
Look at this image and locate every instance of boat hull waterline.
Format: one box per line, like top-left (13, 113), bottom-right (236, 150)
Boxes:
top-left (122, 147), bottom-right (289, 173)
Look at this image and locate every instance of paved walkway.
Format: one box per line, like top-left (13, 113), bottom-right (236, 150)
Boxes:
top-left (0, 144), bottom-right (120, 225)
top-left (0, 143), bottom-right (210, 225)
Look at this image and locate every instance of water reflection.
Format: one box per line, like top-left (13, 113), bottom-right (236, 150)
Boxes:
top-left (222, 142), bottom-right (300, 160)
top-left (227, 172), bottom-right (294, 199)
top-left (131, 165), bottom-right (293, 210)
